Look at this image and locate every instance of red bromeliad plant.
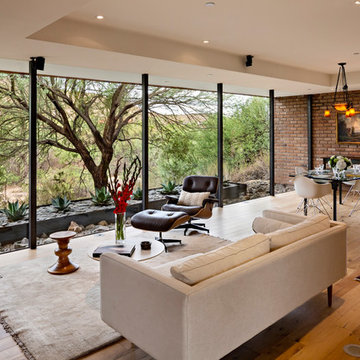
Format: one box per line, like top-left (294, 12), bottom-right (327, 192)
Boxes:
top-left (108, 156), bottom-right (142, 214)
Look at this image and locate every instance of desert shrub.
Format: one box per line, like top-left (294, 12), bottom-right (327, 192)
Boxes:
top-left (157, 129), bottom-right (198, 183)
top-left (232, 154), bottom-right (269, 182)
top-left (51, 196), bottom-right (71, 212)
top-left (1, 200), bottom-right (28, 221)
top-left (91, 187), bottom-right (112, 206)
top-left (160, 180), bottom-right (178, 195)
top-left (132, 188), bottom-right (142, 200)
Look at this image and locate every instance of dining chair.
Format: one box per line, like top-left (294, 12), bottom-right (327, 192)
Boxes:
top-left (345, 180), bottom-right (360, 217)
top-left (294, 167), bottom-right (307, 212)
top-left (342, 180), bottom-right (357, 204)
top-left (294, 175), bottom-right (332, 217)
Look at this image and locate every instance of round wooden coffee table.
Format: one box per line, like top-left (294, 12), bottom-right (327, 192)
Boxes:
top-left (48, 231), bottom-right (80, 275)
top-left (88, 238), bottom-right (165, 262)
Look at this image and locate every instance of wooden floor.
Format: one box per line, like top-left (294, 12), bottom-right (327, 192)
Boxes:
top-left (2, 191), bottom-right (360, 359)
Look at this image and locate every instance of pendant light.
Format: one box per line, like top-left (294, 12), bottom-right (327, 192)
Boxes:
top-left (324, 62), bottom-right (356, 117)
top-left (333, 63), bottom-right (350, 111)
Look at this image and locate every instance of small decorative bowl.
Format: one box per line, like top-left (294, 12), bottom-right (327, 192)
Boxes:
top-left (140, 241), bottom-right (151, 250)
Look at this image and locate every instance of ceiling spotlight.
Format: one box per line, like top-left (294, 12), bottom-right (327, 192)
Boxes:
top-left (96, 15), bottom-right (104, 20)
top-left (205, 1), bottom-right (216, 6)
top-left (203, 40), bottom-right (210, 44)
top-left (355, 1), bottom-right (360, 4)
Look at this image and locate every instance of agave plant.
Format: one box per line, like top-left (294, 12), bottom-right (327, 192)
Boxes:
top-left (160, 180), bottom-right (178, 195)
top-left (51, 196), bottom-right (71, 212)
top-left (90, 187), bottom-right (112, 206)
top-left (132, 188), bottom-right (143, 200)
top-left (1, 200), bottom-right (28, 222)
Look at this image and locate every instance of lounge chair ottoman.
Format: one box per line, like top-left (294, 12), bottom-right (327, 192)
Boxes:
top-left (131, 209), bottom-right (190, 252)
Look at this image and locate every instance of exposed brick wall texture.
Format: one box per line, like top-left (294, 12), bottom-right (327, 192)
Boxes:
top-left (274, 95), bottom-right (308, 184)
top-left (275, 91), bottom-right (360, 184)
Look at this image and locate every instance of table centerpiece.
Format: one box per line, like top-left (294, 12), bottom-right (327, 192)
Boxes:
top-left (328, 155), bottom-right (351, 179)
top-left (108, 156), bottom-right (141, 245)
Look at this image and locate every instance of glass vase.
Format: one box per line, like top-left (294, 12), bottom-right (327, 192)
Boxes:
top-left (115, 212), bottom-right (126, 246)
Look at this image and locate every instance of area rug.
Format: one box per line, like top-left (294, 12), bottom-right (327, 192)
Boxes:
top-left (0, 232), bottom-right (230, 360)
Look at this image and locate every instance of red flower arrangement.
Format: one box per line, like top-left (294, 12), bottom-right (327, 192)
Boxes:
top-left (108, 156), bottom-right (142, 214)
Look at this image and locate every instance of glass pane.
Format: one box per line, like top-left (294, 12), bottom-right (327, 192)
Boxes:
top-left (223, 94), bottom-right (269, 203)
top-left (0, 72), bottom-right (30, 252)
top-left (148, 86), bottom-right (217, 193)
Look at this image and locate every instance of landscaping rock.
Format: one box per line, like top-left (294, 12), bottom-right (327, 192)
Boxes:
top-left (275, 183), bottom-right (294, 194)
top-left (97, 220), bottom-right (108, 226)
top-left (245, 180), bottom-right (270, 199)
top-left (14, 237), bottom-right (28, 249)
top-left (68, 221), bottom-right (83, 233)
top-left (43, 238), bottom-right (55, 245)
top-left (92, 225), bottom-right (110, 233)
top-left (85, 224), bottom-right (96, 230)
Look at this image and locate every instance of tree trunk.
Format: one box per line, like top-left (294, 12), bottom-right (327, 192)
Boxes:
top-left (92, 171), bottom-right (109, 190)
top-left (91, 146), bottom-right (114, 190)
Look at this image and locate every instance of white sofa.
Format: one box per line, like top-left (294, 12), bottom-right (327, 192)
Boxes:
top-left (100, 210), bottom-right (347, 360)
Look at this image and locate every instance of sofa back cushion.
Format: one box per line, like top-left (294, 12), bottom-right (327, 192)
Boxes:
top-left (268, 214), bottom-right (330, 251)
top-left (170, 234), bottom-right (270, 285)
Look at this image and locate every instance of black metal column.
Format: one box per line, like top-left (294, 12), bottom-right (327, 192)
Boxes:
top-left (307, 95), bottom-right (313, 170)
top-left (142, 74), bottom-right (149, 210)
top-left (269, 89), bottom-right (275, 196)
top-left (28, 57), bottom-right (44, 249)
top-left (217, 83), bottom-right (224, 207)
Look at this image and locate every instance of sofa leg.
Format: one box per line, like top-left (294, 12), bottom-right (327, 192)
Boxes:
top-left (327, 285), bottom-right (333, 307)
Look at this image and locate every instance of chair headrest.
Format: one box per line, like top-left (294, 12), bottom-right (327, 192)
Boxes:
top-left (183, 176), bottom-right (219, 194)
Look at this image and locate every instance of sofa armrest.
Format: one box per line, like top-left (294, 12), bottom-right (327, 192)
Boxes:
top-left (262, 209), bottom-right (306, 224)
top-left (100, 253), bottom-right (191, 360)
top-left (252, 216), bottom-right (292, 234)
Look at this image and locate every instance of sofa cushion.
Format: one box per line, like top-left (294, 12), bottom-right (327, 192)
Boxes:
top-left (170, 234), bottom-right (270, 285)
top-left (262, 209), bottom-right (306, 225)
top-left (177, 190), bottom-right (210, 206)
top-left (268, 214), bottom-right (330, 251)
top-left (252, 216), bottom-right (292, 234)
top-left (152, 253), bottom-right (204, 279)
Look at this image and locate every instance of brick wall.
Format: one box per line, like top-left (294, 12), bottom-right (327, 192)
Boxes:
top-left (274, 95), bottom-right (308, 184)
top-left (275, 90), bottom-right (360, 184)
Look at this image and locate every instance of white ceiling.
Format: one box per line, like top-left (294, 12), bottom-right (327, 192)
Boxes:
top-left (1, 0), bottom-right (360, 96)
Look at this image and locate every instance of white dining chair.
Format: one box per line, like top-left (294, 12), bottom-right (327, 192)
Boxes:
top-left (345, 180), bottom-right (360, 217)
top-left (294, 167), bottom-right (308, 212)
top-left (294, 175), bottom-right (332, 217)
top-left (342, 180), bottom-right (357, 204)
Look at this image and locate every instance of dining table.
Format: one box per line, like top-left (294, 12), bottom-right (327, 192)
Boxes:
top-left (291, 169), bottom-right (360, 221)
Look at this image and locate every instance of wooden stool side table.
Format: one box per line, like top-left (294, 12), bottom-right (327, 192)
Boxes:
top-left (48, 231), bottom-right (79, 275)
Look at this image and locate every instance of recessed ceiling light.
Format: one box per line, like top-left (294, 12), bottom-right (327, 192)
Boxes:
top-left (96, 15), bottom-right (104, 20)
top-left (355, 1), bottom-right (360, 5)
top-left (203, 40), bottom-right (210, 44)
top-left (205, 1), bottom-right (216, 6)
